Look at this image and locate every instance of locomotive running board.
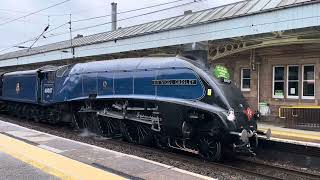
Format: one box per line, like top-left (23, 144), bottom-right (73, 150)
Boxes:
top-left (97, 111), bottom-right (124, 119)
top-left (78, 109), bottom-right (97, 113)
top-left (78, 106), bottom-right (97, 113)
top-left (97, 110), bottom-right (162, 131)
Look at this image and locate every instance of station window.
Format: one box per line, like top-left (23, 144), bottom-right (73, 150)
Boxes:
top-left (287, 65), bottom-right (299, 99)
top-left (273, 65), bottom-right (316, 100)
top-left (302, 65), bottom-right (315, 99)
top-left (241, 68), bottom-right (251, 91)
top-left (273, 66), bottom-right (285, 98)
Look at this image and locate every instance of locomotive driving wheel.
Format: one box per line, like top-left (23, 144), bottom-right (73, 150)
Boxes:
top-left (74, 112), bottom-right (88, 129)
top-left (198, 136), bottom-right (222, 161)
top-left (120, 121), bottom-right (153, 145)
top-left (98, 116), bottom-right (120, 138)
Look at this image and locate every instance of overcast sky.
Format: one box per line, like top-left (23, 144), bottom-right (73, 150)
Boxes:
top-left (0, 0), bottom-right (241, 54)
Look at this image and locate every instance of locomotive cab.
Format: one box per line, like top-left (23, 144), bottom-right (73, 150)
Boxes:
top-left (37, 66), bottom-right (59, 104)
top-left (40, 71), bottom-right (55, 104)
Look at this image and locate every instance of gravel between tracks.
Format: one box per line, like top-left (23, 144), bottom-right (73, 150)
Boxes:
top-left (1, 115), bottom-right (319, 180)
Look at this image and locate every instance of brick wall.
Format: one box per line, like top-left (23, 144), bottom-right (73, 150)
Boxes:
top-left (212, 44), bottom-right (320, 122)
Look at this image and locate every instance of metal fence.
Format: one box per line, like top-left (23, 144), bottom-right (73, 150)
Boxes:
top-left (279, 106), bottom-right (320, 129)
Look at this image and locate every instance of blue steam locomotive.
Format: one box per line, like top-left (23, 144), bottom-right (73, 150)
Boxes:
top-left (0, 56), bottom-right (267, 161)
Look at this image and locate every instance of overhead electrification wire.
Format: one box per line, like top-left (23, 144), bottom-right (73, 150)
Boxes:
top-left (46, 22), bottom-right (69, 34)
top-left (0, 0), bottom-right (204, 53)
top-left (0, 15), bottom-right (48, 25)
top-left (54, 0), bottom-right (191, 17)
top-left (50, 0), bottom-right (205, 37)
top-left (0, 0), bottom-right (188, 18)
top-left (28, 25), bottom-right (50, 50)
top-left (41, 0), bottom-right (190, 18)
top-left (0, 21), bottom-right (70, 53)
top-left (2, 14), bottom-right (318, 56)
top-left (72, 0), bottom-right (189, 23)
top-left (0, 0), bottom-right (71, 27)
top-left (0, 8), bottom-right (49, 17)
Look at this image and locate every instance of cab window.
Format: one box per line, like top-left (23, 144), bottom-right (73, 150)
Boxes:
top-left (46, 72), bottom-right (55, 82)
top-left (56, 66), bottom-right (68, 77)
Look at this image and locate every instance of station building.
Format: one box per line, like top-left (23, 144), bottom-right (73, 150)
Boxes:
top-left (0, 0), bottom-right (319, 129)
top-left (215, 42), bottom-right (320, 118)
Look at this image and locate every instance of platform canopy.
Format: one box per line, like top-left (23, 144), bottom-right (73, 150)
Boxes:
top-left (0, 0), bottom-right (320, 67)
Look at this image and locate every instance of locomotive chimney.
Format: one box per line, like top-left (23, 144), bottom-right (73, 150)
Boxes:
top-left (111, 2), bottom-right (117, 31)
top-left (182, 42), bottom-right (209, 69)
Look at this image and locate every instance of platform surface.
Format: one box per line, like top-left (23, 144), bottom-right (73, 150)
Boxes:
top-left (0, 120), bottom-right (214, 180)
top-left (0, 151), bottom-right (58, 180)
top-left (258, 122), bottom-right (320, 145)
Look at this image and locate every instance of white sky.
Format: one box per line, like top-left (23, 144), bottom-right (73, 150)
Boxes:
top-left (0, 0), bottom-right (241, 54)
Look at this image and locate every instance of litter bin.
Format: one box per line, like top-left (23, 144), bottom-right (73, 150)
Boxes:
top-left (259, 102), bottom-right (270, 116)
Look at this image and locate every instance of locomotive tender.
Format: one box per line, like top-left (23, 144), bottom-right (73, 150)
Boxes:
top-left (0, 56), bottom-right (265, 161)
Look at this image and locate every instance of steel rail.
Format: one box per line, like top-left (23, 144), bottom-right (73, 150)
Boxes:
top-left (235, 157), bottom-right (320, 180)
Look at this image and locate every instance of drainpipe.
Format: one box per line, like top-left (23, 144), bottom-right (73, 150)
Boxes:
top-left (111, 2), bottom-right (117, 31)
top-left (257, 62), bottom-right (260, 111)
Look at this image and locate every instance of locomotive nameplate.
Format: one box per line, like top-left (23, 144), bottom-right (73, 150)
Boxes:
top-left (152, 79), bottom-right (197, 86)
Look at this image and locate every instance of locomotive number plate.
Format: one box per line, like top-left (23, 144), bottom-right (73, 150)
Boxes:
top-left (152, 79), bottom-right (197, 86)
top-left (44, 87), bottom-right (53, 94)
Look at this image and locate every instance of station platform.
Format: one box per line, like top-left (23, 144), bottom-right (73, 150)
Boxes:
top-left (0, 151), bottom-right (58, 180)
top-left (258, 122), bottom-right (320, 146)
top-left (0, 120), bottom-right (213, 180)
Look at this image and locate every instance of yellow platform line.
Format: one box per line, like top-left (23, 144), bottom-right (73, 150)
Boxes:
top-left (0, 134), bottom-right (124, 180)
top-left (279, 106), bottom-right (320, 109)
top-left (259, 128), bottom-right (320, 141)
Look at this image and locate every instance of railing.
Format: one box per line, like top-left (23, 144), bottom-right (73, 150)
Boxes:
top-left (279, 106), bottom-right (320, 129)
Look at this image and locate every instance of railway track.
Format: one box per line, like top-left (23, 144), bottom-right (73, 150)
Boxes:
top-left (259, 138), bottom-right (320, 158)
top-left (232, 157), bottom-right (320, 180)
top-left (140, 145), bottom-right (320, 180)
top-left (132, 144), bottom-right (320, 180)
top-left (106, 138), bottom-right (320, 180)
top-left (0, 115), bottom-right (319, 180)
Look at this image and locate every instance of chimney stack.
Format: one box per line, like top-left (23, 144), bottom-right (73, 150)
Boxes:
top-left (184, 10), bottom-right (192, 15)
top-left (111, 2), bottom-right (117, 31)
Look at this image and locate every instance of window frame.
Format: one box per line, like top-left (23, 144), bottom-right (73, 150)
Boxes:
top-left (272, 66), bottom-right (285, 99)
top-left (302, 64), bottom-right (315, 100)
top-left (286, 65), bottom-right (299, 99)
top-left (56, 65), bottom-right (69, 77)
top-left (240, 68), bottom-right (251, 92)
top-left (45, 71), bottom-right (55, 83)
